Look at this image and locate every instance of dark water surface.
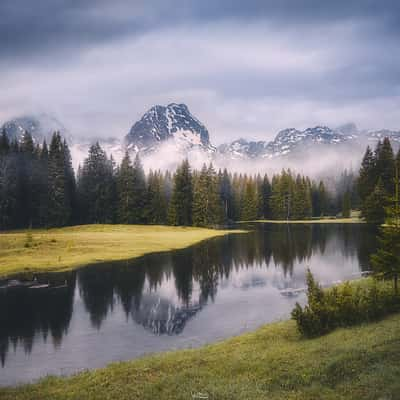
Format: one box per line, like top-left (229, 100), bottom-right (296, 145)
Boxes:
top-left (0, 223), bottom-right (377, 386)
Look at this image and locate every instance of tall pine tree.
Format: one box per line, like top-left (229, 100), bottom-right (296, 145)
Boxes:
top-left (116, 151), bottom-right (135, 223)
top-left (168, 159), bottom-right (193, 226)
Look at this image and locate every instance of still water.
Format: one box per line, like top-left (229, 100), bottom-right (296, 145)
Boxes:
top-left (0, 223), bottom-right (377, 385)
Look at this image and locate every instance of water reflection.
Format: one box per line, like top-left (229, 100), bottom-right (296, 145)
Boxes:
top-left (0, 274), bottom-right (75, 366)
top-left (0, 223), bottom-right (377, 385)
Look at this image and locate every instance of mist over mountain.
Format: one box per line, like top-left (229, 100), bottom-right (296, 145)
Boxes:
top-left (2, 104), bottom-right (399, 175)
top-left (1, 114), bottom-right (69, 144)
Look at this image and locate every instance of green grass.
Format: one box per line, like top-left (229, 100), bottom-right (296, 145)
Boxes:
top-left (0, 224), bottom-right (243, 278)
top-left (1, 313), bottom-right (399, 399)
top-left (251, 217), bottom-right (364, 224)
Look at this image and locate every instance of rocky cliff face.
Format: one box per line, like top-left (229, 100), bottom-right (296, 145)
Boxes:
top-left (125, 103), bottom-right (214, 154)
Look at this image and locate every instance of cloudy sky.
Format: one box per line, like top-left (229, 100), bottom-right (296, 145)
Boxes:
top-left (1, 0), bottom-right (400, 143)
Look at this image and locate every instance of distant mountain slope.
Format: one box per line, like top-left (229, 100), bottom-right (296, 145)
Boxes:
top-left (219, 124), bottom-right (400, 160)
top-left (217, 138), bottom-right (268, 159)
top-left (1, 114), bottom-right (69, 143)
top-left (2, 107), bottom-right (399, 173)
top-left (125, 103), bottom-right (215, 154)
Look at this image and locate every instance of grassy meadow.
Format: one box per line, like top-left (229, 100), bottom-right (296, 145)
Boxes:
top-left (0, 224), bottom-right (242, 278)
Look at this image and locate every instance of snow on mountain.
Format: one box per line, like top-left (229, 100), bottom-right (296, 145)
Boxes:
top-left (265, 126), bottom-right (347, 158)
top-left (218, 138), bottom-right (268, 159)
top-left (219, 126), bottom-right (351, 160)
top-left (220, 124), bottom-right (400, 161)
top-left (125, 103), bottom-right (215, 154)
top-left (367, 129), bottom-right (400, 143)
top-left (3, 107), bottom-right (399, 173)
top-left (1, 114), bottom-right (70, 144)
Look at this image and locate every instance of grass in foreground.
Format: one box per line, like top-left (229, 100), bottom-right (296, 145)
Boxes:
top-left (1, 314), bottom-right (399, 399)
top-left (0, 224), bottom-right (242, 277)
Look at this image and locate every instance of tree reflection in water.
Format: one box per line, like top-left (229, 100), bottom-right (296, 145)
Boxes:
top-left (0, 223), bottom-right (377, 368)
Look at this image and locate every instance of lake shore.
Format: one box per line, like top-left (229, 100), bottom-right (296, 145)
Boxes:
top-left (250, 217), bottom-right (365, 224)
top-left (1, 312), bottom-right (398, 399)
top-left (0, 224), bottom-right (244, 278)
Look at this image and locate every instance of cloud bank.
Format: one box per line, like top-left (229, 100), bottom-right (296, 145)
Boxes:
top-left (1, 0), bottom-right (399, 144)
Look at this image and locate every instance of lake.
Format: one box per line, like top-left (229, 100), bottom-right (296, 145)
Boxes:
top-left (0, 223), bottom-right (377, 386)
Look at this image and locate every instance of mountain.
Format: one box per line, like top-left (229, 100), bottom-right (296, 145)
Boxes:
top-left (1, 114), bottom-right (69, 143)
top-left (3, 107), bottom-right (399, 172)
top-left (264, 126), bottom-right (351, 158)
top-left (131, 292), bottom-right (202, 335)
top-left (125, 103), bottom-right (215, 154)
top-left (367, 129), bottom-right (400, 144)
top-left (219, 124), bottom-right (400, 160)
top-left (218, 138), bottom-right (268, 159)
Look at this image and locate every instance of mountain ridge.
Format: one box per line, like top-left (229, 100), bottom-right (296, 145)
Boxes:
top-left (2, 106), bottom-right (400, 168)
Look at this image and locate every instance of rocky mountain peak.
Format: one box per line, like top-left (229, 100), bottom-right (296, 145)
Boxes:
top-left (125, 103), bottom-right (213, 153)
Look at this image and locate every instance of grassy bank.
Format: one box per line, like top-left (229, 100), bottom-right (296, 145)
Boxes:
top-left (0, 224), bottom-right (242, 277)
top-left (251, 217), bottom-right (364, 224)
top-left (1, 313), bottom-right (399, 399)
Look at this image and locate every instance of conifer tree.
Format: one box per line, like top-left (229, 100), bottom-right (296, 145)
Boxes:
top-left (342, 191), bottom-right (351, 218)
top-left (358, 146), bottom-right (376, 203)
top-left (292, 175), bottom-right (306, 219)
top-left (130, 154), bottom-right (147, 223)
top-left (271, 171), bottom-right (293, 220)
top-left (311, 182), bottom-right (320, 217)
top-left (146, 170), bottom-right (167, 224)
top-left (0, 134), bottom-right (19, 229)
top-left (38, 140), bottom-right (49, 226)
top-left (371, 162), bottom-right (400, 294)
top-left (193, 164), bottom-right (210, 226)
top-left (231, 173), bottom-right (242, 221)
top-left (62, 139), bottom-right (76, 224)
top-left (193, 163), bottom-right (223, 227)
top-left (48, 132), bottom-right (69, 226)
top-left (240, 179), bottom-right (258, 221)
top-left (168, 159), bottom-right (193, 226)
top-left (219, 168), bottom-right (233, 221)
top-left (77, 142), bottom-right (115, 224)
top-left (261, 174), bottom-right (271, 219)
top-left (20, 130), bottom-right (36, 226)
top-left (362, 178), bottom-right (388, 224)
top-left (318, 181), bottom-right (327, 216)
top-left (255, 174), bottom-right (264, 219)
top-left (116, 152), bottom-right (135, 223)
top-left (375, 137), bottom-right (395, 195)
top-left (207, 163), bottom-right (223, 225)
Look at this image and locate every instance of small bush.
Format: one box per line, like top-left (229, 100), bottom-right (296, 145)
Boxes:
top-left (292, 269), bottom-right (400, 337)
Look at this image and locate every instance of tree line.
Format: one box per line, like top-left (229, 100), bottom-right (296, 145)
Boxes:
top-left (293, 150), bottom-right (400, 337)
top-left (357, 137), bottom-right (400, 224)
top-left (0, 130), bottom-right (76, 229)
top-left (0, 130), bottom-right (335, 230)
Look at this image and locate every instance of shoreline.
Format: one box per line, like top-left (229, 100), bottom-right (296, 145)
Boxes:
top-left (1, 313), bottom-right (398, 398)
top-left (0, 224), bottom-right (245, 278)
top-left (248, 217), bottom-right (365, 224)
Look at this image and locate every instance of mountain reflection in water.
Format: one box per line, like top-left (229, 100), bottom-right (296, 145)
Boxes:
top-left (0, 223), bottom-right (377, 385)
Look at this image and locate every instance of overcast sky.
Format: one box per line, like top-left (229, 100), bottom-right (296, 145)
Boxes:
top-left (1, 0), bottom-right (400, 143)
